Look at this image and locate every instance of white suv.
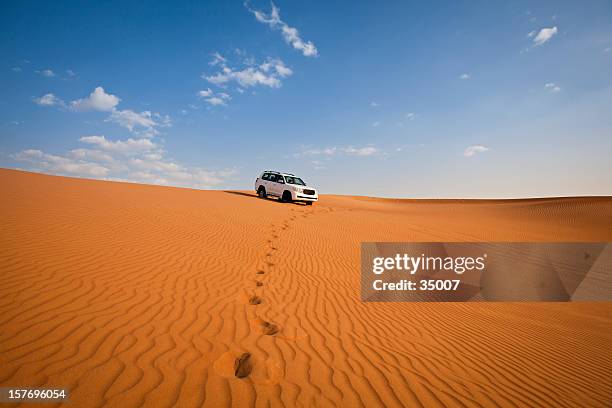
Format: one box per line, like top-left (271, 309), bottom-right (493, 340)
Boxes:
top-left (255, 171), bottom-right (318, 205)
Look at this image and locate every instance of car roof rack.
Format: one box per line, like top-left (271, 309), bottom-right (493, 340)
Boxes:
top-left (264, 170), bottom-right (295, 176)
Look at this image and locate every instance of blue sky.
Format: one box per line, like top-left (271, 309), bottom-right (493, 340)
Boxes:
top-left (1, 0), bottom-right (611, 198)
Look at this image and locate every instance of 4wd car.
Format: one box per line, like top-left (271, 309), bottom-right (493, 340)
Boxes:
top-left (255, 171), bottom-right (318, 205)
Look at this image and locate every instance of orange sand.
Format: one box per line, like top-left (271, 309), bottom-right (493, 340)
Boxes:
top-left (1, 169), bottom-right (611, 407)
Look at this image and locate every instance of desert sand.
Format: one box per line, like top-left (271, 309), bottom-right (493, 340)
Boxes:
top-left (1, 168), bottom-right (611, 408)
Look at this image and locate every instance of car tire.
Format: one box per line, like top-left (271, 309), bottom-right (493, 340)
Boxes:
top-left (257, 187), bottom-right (267, 199)
top-left (282, 191), bottom-right (292, 203)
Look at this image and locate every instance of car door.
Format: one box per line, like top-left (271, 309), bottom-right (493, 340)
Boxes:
top-left (274, 174), bottom-right (286, 197)
top-left (260, 172), bottom-right (270, 192)
top-left (266, 174), bottom-right (278, 196)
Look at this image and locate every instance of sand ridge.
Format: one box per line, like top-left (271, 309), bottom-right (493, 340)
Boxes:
top-left (1, 169), bottom-right (611, 407)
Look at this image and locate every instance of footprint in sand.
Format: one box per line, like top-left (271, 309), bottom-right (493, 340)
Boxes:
top-left (251, 317), bottom-right (280, 336)
top-left (261, 321), bottom-right (279, 335)
top-left (214, 349), bottom-right (283, 384)
top-left (249, 296), bottom-right (262, 305)
top-left (255, 281), bottom-right (263, 287)
top-left (256, 270), bottom-right (265, 275)
top-left (234, 352), bottom-right (253, 378)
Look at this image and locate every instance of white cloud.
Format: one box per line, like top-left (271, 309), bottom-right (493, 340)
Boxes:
top-left (372, 121), bottom-right (380, 127)
top-left (300, 147), bottom-right (338, 156)
top-left (310, 160), bottom-right (325, 170)
top-left (68, 148), bottom-right (115, 163)
top-left (155, 113), bottom-right (172, 127)
top-left (127, 158), bottom-right (237, 188)
top-left (299, 145), bottom-right (379, 157)
top-left (545, 83), bottom-right (561, 92)
top-left (106, 109), bottom-right (169, 136)
top-left (11, 67), bottom-right (22, 72)
top-left (79, 135), bottom-right (157, 153)
top-left (261, 59), bottom-right (293, 77)
top-left (204, 56), bottom-right (292, 89)
top-left (603, 47), bottom-right (611, 53)
top-left (35, 86), bottom-right (170, 136)
top-left (11, 136), bottom-right (236, 189)
top-left (460, 73), bottom-right (471, 80)
top-left (206, 98), bottom-right (227, 107)
top-left (342, 146), bottom-right (378, 156)
top-left (533, 27), bottom-right (558, 46)
top-left (464, 145), bottom-right (490, 157)
top-left (198, 88), bottom-right (214, 98)
top-left (246, 2), bottom-right (318, 57)
top-left (33, 93), bottom-right (64, 107)
top-left (12, 149), bottom-right (110, 177)
top-left (370, 101), bottom-right (380, 107)
top-left (405, 112), bottom-right (416, 120)
top-left (209, 52), bottom-right (227, 66)
top-left (37, 69), bottom-right (55, 77)
top-left (208, 94), bottom-right (231, 106)
top-left (70, 87), bottom-right (120, 112)
top-left (198, 88), bottom-right (231, 106)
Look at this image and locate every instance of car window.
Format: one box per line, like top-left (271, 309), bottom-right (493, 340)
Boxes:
top-left (267, 174), bottom-right (276, 182)
top-left (285, 176), bottom-right (306, 186)
top-left (276, 175), bottom-right (285, 183)
top-left (261, 173), bottom-right (269, 180)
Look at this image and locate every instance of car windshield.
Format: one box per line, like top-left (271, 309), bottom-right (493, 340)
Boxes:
top-left (284, 176), bottom-right (306, 186)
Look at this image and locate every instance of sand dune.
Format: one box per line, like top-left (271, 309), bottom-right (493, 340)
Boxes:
top-left (1, 169), bottom-right (611, 407)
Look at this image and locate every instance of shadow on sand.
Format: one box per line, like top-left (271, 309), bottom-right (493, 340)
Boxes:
top-left (223, 191), bottom-right (307, 206)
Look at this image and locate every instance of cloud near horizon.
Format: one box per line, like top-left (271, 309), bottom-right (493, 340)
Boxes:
top-left (12, 149), bottom-right (111, 177)
top-left (79, 135), bottom-right (157, 153)
top-left (464, 145), bottom-right (490, 157)
top-left (297, 145), bottom-right (380, 157)
top-left (246, 2), bottom-right (318, 57)
top-left (545, 82), bottom-right (561, 92)
top-left (11, 135), bottom-right (237, 189)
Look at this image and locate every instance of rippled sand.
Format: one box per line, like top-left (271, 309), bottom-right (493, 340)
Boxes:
top-left (1, 169), bottom-right (611, 407)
